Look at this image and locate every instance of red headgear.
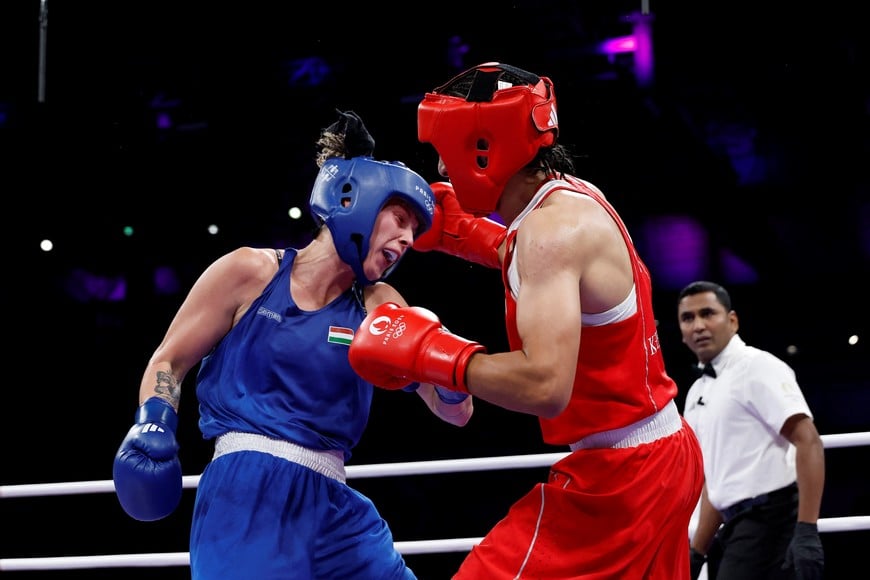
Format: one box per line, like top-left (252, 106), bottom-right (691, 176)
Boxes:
top-left (417, 62), bottom-right (558, 217)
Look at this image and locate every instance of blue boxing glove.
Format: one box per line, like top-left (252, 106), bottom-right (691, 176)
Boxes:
top-left (782, 522), bottom-right (824, 580)
top-left (435, 384), bottom-right (469, 404)
top-left (113, 397), bottom-right (183, 521)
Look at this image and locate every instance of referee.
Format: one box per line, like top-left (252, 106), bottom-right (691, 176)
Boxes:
top-left (677, 281), bottom-right (825, 580)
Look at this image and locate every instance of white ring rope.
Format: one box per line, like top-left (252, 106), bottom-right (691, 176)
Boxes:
top-left (2, 431), bottom-right (869, 571)
top-left (4, 431), bottom-right (869, 499)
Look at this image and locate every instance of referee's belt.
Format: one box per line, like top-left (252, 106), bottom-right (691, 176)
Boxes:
top-left (719, 482), bottom-right (798, 523)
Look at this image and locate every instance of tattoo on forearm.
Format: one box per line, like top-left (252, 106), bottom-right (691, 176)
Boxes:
top-left (155, 370), bottom-right (180, 406)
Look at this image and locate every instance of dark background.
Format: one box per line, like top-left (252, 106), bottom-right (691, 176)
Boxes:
top-left (2, 1), bottom-right (868, 578)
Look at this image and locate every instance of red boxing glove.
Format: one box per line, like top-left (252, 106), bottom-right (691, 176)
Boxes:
top-left (349, 302), bottom-right (485, 393)
top-left (413, 181), bottom-right (506, 269)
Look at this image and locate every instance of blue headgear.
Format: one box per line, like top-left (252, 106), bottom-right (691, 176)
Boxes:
top-left (310, 156), bottom-right (435, 285)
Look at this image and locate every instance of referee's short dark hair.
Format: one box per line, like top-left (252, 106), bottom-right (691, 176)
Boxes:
top-left (678, 280), bottom-right (732, 311)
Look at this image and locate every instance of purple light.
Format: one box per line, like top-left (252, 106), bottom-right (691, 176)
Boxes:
top-left (154, 266), bottom-right (181, 295)
top-left (284, 57), bottom-right (332, 87)
top-left (156, 112), bottom-right (172, 129)
top-left (65, 269), bottom-right (127, 302)
top-left (598, 11), bottom-right (656, 87)
top-left (447, 35), bottom-right (470, 69)
top-left (107, 278), bottom-right (127, 301)
top-left (720, 248), bottom-right (758, 284)
top-left (631, 13), bottom-right (654, 86)
top-left (639, 216), bottom-right (760, 289)
top-left (599, 35), bottom-right (637, 55)
top-left (640, 216), bottom-right (709, 289)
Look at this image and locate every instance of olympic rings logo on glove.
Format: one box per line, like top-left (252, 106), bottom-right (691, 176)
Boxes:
top-left (366, 315), bottom-right (407, 343)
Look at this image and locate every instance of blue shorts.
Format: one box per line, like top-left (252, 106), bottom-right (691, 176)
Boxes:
top-left (190, 447), bottom-right (416, 579)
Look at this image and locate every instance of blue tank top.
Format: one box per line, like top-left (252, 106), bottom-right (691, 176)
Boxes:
top-left (196, 248), bottom-right (372, 461)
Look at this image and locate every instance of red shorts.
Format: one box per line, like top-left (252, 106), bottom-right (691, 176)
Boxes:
top-left (454, 419), bottom-right (703, 579)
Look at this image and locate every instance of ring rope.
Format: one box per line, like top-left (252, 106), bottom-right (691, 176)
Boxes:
top-left (3, 518), bottom-right (870, 571)
top-left (3, 431), bottom-right (869, 499)
top-left (2, 431), bottom-right (868, 571)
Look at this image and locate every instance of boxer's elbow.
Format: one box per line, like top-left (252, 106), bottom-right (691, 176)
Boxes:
top-left (529, 379), bottom-right (572, 418)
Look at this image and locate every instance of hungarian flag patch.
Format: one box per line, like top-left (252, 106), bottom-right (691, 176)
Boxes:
top-left (327, 326), bottom-right (354, 345)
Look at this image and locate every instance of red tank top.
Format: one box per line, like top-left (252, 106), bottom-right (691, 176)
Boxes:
top-left (501, 176), bottom-right (677, 445)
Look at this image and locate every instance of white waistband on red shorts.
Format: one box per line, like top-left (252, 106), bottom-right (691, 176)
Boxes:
top-left (213, 432), bottom-right (346, 483)
top-left (569, 400), bottom-right (682, 451)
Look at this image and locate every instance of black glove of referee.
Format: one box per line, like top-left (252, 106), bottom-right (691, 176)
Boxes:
top-left (689, 546), bottom-right (706, 580)
top-left (782, 521), bottom-right (824, 580)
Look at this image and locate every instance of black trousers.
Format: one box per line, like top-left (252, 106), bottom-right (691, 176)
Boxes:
top-left (707, 484), bottom-right (799, 580)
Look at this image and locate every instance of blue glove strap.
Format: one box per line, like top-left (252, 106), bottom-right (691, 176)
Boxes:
top-left (435, 385), bottom-right (469, 404)
top-left (135, 397), bottom-right (178, 432)
top-left (402, 382), bottom-right (421, 393)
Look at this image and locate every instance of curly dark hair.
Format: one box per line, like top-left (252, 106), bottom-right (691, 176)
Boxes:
top-left (532, 143), bottom-right (575, 177)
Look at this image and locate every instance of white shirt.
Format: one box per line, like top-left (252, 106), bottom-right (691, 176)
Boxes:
top-left (683, 334), bottom-right (813, 511)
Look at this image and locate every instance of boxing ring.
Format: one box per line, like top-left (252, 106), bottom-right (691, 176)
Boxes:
top-left (2, 431), bottom-right (869, 573)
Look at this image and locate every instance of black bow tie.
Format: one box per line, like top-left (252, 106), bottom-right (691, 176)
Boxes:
top-left (693, 363), bottom-right (717, 379)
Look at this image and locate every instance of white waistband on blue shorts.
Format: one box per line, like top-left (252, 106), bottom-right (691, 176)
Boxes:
top-left (569, 400), bottom-right (682, 451)
top-left (214, 432), bottom-right (346, 483)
